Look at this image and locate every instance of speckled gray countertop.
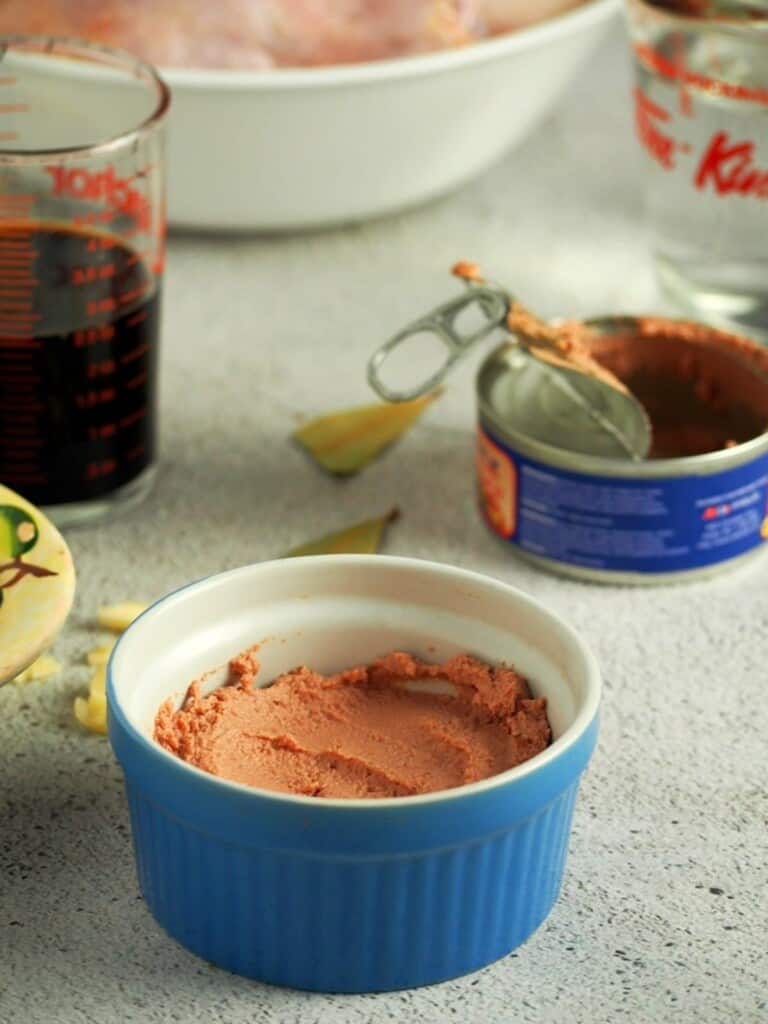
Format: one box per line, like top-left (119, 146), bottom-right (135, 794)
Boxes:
top-left (2, 21), bottom-right (766, 1024)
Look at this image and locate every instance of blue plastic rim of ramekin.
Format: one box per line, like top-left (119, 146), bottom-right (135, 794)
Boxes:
top-left (107, 556), bottom-right (601, 993)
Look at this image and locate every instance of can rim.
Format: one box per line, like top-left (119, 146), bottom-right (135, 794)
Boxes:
top-left (477, 339), bottom-right (768, 479)
top-left (0, 34), bottom-right (170, 164)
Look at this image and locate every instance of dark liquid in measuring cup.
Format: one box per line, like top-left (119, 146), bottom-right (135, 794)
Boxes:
top-left (0, 223), bottom-right (159, 506)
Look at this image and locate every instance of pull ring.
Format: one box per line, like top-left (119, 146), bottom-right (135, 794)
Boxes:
top-left (367, 285), bottom-right (510, 403)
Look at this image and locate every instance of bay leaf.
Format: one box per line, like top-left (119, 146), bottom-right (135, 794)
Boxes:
top-left (284, 508), bottom-right (400, 558)
top-left (293, 393), bottom-right (439, 476)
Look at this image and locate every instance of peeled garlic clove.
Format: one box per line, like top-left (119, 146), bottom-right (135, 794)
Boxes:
top-left (86, 642), bottom-right (115, 667)
top-left (74, 691), bottom-right (107, 735)
top-left (12, 654), bottom-right (61, 683)
top-left (89, 667), bottom-right (107, 696)
top-left (73, 696), bottom-right (90, 729)
top-left (96, 602), bottom-right (148, 633)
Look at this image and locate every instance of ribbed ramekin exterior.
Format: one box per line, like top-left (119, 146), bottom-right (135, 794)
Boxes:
top-left (109, 558), bottom-right (601, 992)
top-left (125, 776), bottom-right (582, 992)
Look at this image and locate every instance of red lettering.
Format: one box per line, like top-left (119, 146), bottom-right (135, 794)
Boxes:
top-left (69, 169), bottom-right (93, 199)
top-left (634, 88), bottom-right (677, 170)
top-left (119, 407), bottom-right (147, 429)
top-left (85, 457), bottom-right (117, 481)
top-left (695, 131), bottom-right (768, 200)
top-left (86, 297), bottom-right (117, 317)
top-left (633, 42), bottom-right (768, 107)
top-left (71, 267), bottom-right (93, 287)
top-left (42, 164), bottom-right (152, 233)
top-left (88, 423), bottom-right (117, 441)
top-left (73, 324), bottom-right (116, 348)
top-left (44, 165), bottom-right (65, 194)
top-left (86, 358), bottom-right (116, 379)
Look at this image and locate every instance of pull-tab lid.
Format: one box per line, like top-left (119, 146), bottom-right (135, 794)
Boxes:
top-left (480, 345), bottom-right (654, 460)
top-left (367, 265), bottom-right (653, 460)
top-left (367, 282), bottom-right (509, 403)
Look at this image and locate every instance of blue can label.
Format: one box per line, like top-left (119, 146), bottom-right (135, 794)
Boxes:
top-left (477, 425), bottom-right (768, 574)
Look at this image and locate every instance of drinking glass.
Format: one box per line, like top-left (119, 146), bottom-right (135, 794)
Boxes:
top-left (0, 36), bottom-right (169, 525)
top-left (626, 2), bottom-right (768, 336)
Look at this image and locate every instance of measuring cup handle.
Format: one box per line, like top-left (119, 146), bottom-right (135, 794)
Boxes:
top-left (366, 286), bottom-right (511, 403)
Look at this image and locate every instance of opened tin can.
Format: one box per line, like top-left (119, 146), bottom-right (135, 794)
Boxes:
top-left (368, 270), bottom-right (768, 584)
top-left (476, 317), bottom-right (768, 584)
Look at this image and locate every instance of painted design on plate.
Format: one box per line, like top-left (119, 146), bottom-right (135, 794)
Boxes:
top-left (0, 484), bottom-right (75, 685)
top-left (0, 504), bottom-right (57, 609)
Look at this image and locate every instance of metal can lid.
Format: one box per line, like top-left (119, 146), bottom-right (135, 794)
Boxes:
top-left (479, 344), bottom-right (653, 460)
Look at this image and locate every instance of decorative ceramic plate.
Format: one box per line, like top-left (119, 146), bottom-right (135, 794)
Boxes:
top-left (0, 483), bottom-right (76, 685)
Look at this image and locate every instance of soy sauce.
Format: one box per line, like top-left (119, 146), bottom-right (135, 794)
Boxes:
top-left (0, 223), bottom-right (160, 506)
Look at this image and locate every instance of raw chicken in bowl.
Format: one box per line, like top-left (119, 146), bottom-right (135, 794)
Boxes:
top-left (2, 1), bottom-right (596, 68)
top-left (0, 0), bottom-right (620, 228)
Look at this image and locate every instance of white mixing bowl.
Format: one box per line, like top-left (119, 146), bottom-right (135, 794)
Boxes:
top-left (162, 0), bottom-right (619, 231)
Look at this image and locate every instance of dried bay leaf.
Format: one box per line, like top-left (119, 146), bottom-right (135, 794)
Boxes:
top-left (284, 508), bottom-right (399, 558)
top-left (293, 393), bottom-right (439, 476)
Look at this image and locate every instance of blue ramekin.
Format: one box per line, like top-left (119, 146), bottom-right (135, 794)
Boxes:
top-left (108, 555), bottom-right (600, 992)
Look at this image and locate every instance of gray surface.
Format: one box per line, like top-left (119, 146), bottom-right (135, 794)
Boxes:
top-left (2, 22), bottom-right (767, 1024)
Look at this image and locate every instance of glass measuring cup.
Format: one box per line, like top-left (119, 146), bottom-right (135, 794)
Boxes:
top-left (625, 1), bottom-right (768, 336)
top-left (0, 36), bottom-right (169, 526)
